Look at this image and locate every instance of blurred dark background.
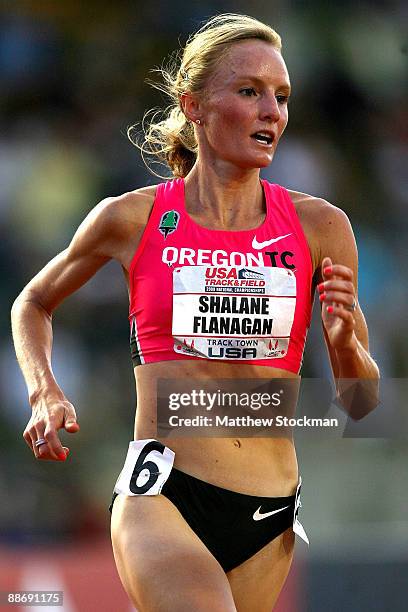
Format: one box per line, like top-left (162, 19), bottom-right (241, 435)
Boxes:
top-left (1, 1), bottom-right (407, 610)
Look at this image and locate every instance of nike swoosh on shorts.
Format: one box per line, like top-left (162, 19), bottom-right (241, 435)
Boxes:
top-left (252, 504), bottom-right (291, 521)
top-left (252, 233), bottom-right (292, 250)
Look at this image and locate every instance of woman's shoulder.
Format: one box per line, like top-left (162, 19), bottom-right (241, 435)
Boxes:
top-left (286, 189), bottom-right (355, 273)
top-left (287, 188), bottom-right (352, 236)
top-left (102, 184), bottom-right (159, 228)
top-left (91, 184), bottom-right (159, 240)
top-left (80, 184), bottom-right (160, 268)
top-left (287, 188), bottom-right (346, 220)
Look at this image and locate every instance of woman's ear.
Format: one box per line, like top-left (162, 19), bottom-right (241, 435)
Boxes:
top-left (180, 92), bottom-right (202, 125)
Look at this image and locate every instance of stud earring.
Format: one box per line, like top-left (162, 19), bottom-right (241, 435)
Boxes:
top-left (196, 119), bottom-right (201, 125)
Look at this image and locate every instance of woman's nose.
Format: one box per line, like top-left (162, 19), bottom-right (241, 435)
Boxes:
top-left (259, 94), bottom-right (281, 122)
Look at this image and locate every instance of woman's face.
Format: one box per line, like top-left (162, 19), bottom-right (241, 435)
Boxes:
top-left (197, 39), bottom-right (291, 170)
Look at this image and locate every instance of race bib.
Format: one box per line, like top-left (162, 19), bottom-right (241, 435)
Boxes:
top-left (172, 266), bottom-right (296, 360)
top-left (114, 439), bottom-right (175, 496)
top-left (293, 476), bottom-right (309, 545)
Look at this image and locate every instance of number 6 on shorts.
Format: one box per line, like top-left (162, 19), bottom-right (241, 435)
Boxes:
top-left (114, 439), bottom-right (175, 496)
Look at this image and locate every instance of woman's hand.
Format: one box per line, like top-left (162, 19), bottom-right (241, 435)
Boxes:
top-left (23, 396), bottom-right (80, 461)
top-left (318, 256), bottom-right (358, 352)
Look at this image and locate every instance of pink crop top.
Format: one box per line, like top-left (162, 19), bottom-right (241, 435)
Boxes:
top-left (128, 178), bottom-right (313, 373)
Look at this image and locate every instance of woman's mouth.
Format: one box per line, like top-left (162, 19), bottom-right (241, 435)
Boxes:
top-left (251, 132), bottom-right (274, 146)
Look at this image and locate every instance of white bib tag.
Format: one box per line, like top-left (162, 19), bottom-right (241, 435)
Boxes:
top-left (293, 476), bottom-right (309, 545)
top-left (114, 439), bottom-right (175, 497)
top-left (172, 265), bottom-right (296, 360)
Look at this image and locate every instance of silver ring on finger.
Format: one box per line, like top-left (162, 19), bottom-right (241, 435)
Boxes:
top-left (35, 438), bottom-right (47, 448)
top-left (345, 299), bottom-right (356, 312)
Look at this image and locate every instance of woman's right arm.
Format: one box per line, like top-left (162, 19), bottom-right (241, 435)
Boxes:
top-left (11, 190), bottom-right (154, 461)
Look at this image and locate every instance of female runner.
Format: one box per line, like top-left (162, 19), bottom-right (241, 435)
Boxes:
top-left (12, 13), bottom-right (379, 612)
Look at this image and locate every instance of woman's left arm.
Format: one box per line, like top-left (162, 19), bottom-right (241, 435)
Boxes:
top-left (315, 205), bottom-right (380, 419)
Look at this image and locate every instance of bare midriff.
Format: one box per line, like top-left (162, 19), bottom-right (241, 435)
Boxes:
top-left (133, 360), bottom-right (300, 497)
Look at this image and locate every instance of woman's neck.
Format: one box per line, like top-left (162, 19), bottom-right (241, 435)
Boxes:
top-left (184, 161), bottom-right (265, 230)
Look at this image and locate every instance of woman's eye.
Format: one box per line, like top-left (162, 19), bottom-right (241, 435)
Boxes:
top-left (276, 95), bottom-right (289, 104)
top-left (239, 87), bottom-right (257, 97)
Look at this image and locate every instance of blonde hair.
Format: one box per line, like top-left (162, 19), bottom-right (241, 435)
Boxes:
top-left (129, 13), bottom-right (282, 178)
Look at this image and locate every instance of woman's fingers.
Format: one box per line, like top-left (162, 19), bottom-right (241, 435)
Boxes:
top-left (39, 424), bottom-right (69, 461)
top-left (318, 280), bottom-right (354, 294)
top-left (319, 291), bottom-right (356, 309)
top-left (324, 303), bottom-right (356, 327)
top-left (23, 422), bottom-right (46, 459)
top-left (319, 261), bottom-right (356, 313)
top-left (34, 427), bottom-right (49, 459)
top-left (323, 263), bottom-right (354, 282)
top-left (23, 404), bottom-right (75, 461)
top-left (30, 424), bottom-right (66, 461)
top-left (23, 429), bottom-right (34, 453)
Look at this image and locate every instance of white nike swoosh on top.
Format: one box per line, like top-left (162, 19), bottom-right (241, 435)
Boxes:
top-left (253, 504), bottom-right (291, 521)
top-left (252, 233), bottom-right (292, 250)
